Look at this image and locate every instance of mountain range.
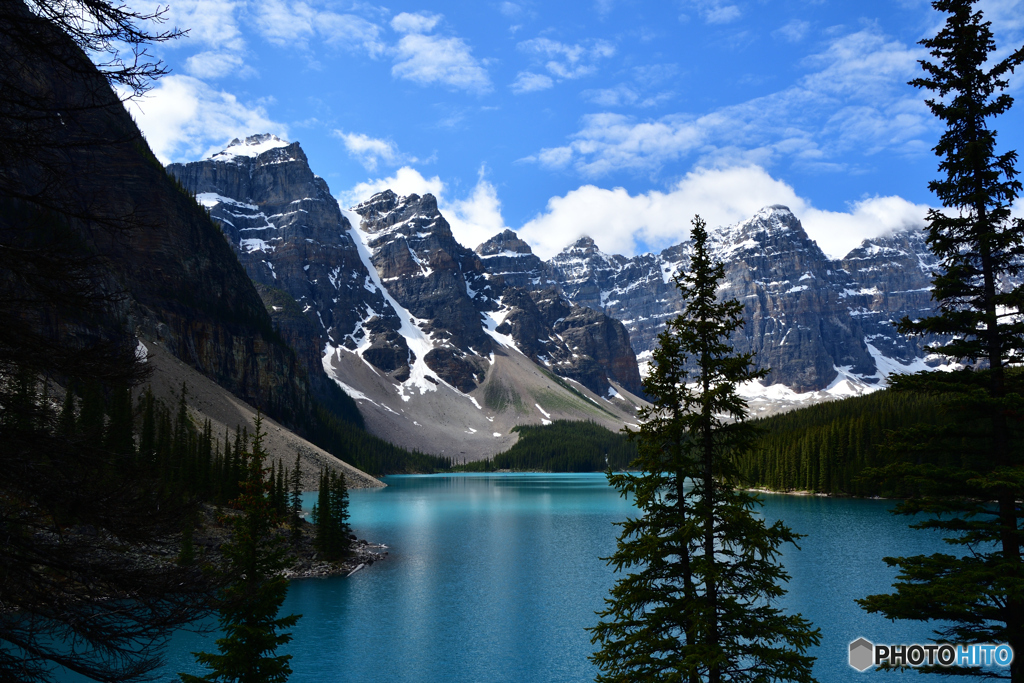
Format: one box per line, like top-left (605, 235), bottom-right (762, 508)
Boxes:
top-left (167, 133), bottom-right (953, 456)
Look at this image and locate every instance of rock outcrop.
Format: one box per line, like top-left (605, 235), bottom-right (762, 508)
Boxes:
top-left (496, 287), bottom-right (642, 396)
top-left (476, 229), bottom-right (557, 289)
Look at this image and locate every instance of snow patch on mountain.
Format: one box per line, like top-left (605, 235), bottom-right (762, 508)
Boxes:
top-left (341, 208), bottom-right (444, 401)
top-left (206, 134), bottom-right (290, 160)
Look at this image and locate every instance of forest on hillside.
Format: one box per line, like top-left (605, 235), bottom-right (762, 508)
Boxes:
top-left (734, 389), bottom-right (946, 496)
top-left (455, 389), bottom-right (952, 500)
top-left (454, 420), bottom-right (638, 472)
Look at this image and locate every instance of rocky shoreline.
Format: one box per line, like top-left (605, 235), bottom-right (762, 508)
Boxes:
top-left (283, 538), bottom-right (388, 579)
top-left (192, 505), bottom-right (388, 580)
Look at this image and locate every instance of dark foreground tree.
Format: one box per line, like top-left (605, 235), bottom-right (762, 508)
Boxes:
top-left (312, 468), bottom-right (352, 560)
top-left (182, 414), bottom-right (300, 683)
top-left (289, 453), bottom-right (303, 544)
top-left (857, 1), bottom-right (1024, 679)
top-left (0, 4), bottom-right (219, 680)
top-left (590, 216), bottom-right (820, 683)
top-left (0, 374), bottom-right (213, 683)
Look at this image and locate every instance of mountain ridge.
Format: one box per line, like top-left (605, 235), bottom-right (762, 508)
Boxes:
top-left (169, 138), bottom-right (647, 460)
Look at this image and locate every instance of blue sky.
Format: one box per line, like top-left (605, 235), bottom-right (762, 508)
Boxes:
top-left (126, 0), bottom-right (1024, 259)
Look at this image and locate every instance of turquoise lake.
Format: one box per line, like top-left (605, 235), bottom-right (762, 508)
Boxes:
top-left (162, 473), bottom-right (974, 682)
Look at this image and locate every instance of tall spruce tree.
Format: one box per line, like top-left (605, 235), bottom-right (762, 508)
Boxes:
top-left (289, 454), bottom-right (303, 543)
top-left (312, 468), bottom-right (352, 560)
top-left (590, 216), bottom-right (820, 683)
top-left (857, 1), bottom-right (1024, 679)
top-left (182, 414), bottom-right (299, 683)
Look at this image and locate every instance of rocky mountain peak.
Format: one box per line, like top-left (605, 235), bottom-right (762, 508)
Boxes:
top-left (843, 229), bottom-right (934, 274)
top-left (567, 235), bottom-right (599, 253)
top-left (476, 229), bottom-right (534, 256)
top-left (735, 204), bottom-right (800, 236)
top-left (476, 230), bottom-right (556, 291)
top-left (168, 138), bottom-right (403, 387)
top-left (709, 205), bottom-right (823, 265)
top-left (351, 189), bottom-right (399, 222)
top-left (206, 133), bottom-right (293, 162)
top-left (551, 235), bottom-right (621, 273)
top-left (354, 191), bottom-right (451, 240)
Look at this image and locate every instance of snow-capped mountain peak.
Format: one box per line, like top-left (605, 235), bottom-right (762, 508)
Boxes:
top-left (206, 133), bottom-right (291, 161)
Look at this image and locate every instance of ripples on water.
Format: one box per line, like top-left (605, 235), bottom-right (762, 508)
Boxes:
top-left (157, 474), bottom-right (972, 682)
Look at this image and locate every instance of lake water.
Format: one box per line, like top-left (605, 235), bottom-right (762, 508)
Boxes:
top-left (162, 473), bottom-right (971, 682)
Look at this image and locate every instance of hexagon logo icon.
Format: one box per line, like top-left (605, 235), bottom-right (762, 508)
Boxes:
top-left (849, 638), bottom-right (874, 672)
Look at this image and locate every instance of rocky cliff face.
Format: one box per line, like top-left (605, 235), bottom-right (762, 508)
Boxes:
top-left (708, 206), bottom-right (876, 390)
top-left (2, 34), bottom-right (366, 450)
top-left (547, 237), bottom-right (687, 366)
top-left (351, 190), bottom-right (497, 391)
top-left (167, 136), bottom-right (402, 383)
top-left (495, 287), bottom-right (643, 396)
top-left (481, 206), bottom-right (945, 395)
top-left (476, 229), bottom-right (557, 289)
top-left (837, 229), bottom-right (938, 363)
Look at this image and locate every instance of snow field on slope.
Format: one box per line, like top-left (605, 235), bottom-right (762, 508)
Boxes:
top-left (340, 208), bottom-right (439, 401)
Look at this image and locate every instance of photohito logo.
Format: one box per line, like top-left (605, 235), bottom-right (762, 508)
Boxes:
top-left (849, 638), bottom-right (1014, 672)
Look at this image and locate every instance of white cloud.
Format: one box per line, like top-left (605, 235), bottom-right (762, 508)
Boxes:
top-left (123, 75), bottom-right (287, 163)
top-left (581, 84), bottom-right (672, 107)
top-left (334, 130), bottom-right (411, 170)
top-left (253, 0), bottom-right (386, 55)
top-left (390, 11), bottom-right (442, 34)
top-left (773, 19), bottom-right (810, 43)
top-left (317, 13), bottom-right (387, 56)
top-left (800, 29), bottom-right (923, 100)
top-left (527, 26), bottom-right (930, 175)
top-left (535, 146), bottom-right (574, 168)
top-left (166, 0), bottom-right (245, 51)
top-left (526, 111), bottom-right (706, 175)
top-left (511, 71), bottom-right (554, 93)
top-left (704, 4), bottom-right (741, 24)
top-left (680, 0), bottom-right (740, 24)
top-left (185, 51), bottom-right (254, 79)
top-left (446, 172), bottom-right (509, 249)
top-left (515, 37), bottom-right (615, 85)
top-left (253, 0), bottom-right (316, 45)
top-left (500, 2), bottom-right (523, 17)
top-left (392, 33), bottom-right (492, 93)
top-left (802, 195), bottom-right (930, 258)
top-left (581, 85), bottom-right (639, 107)
top-left (517, 165), bottom-right (929, 259)
top-left (339, 164), bottom-right (929, 262)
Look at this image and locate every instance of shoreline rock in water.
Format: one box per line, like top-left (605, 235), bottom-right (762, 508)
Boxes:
top-left (284, 539), bottom-right (389, 579)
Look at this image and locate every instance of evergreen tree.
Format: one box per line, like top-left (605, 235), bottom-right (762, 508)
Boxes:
top-left (312, 469), bottom-right (330, 554)
top-left (77, 380), bottom-right (105, 443)
top-left (312, 468), bottom-right (352, 560)
top-left (329, 470), bottom-right (351, 551)
top-left (276, 462), bottom-right (287, 517)
top-left (590, 216), bottom-right (820, 683)
top-left (858, 2), bottom-right (1024, 679)
top-left (182, 414), bottom-right (299, 683)
top-left (104, 384), bottom-right (134, 457)
top-left (289, 454), bottom-right (303, 543)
